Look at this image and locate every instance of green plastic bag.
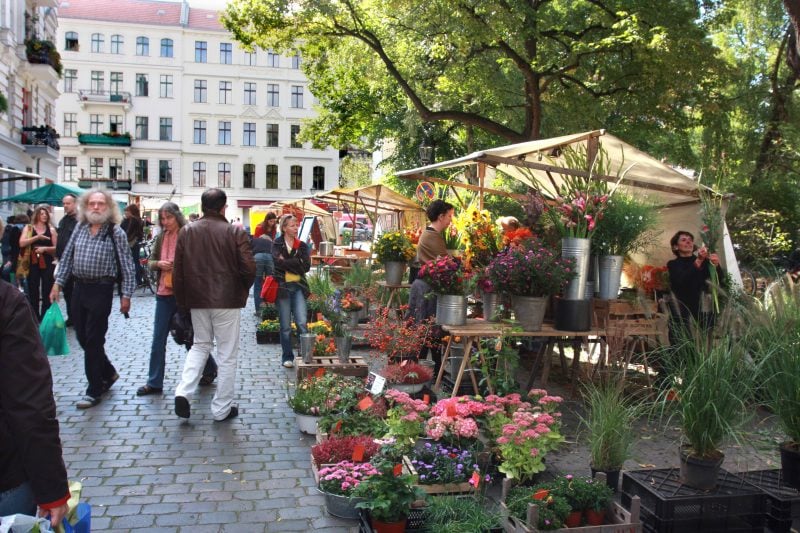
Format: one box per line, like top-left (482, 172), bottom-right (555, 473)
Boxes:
top-left (39, 304), bottom-right (69, 356)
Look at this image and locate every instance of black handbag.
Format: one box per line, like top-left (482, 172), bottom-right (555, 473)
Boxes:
top-left (169, 310), bottom-right (194, 349)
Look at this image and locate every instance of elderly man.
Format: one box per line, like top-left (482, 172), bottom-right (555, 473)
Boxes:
top-left (50, 190), bottom-right (136, 409)
top-left (55, 193), bottom-right (78, 326)
top-left (173, 188), bottom-right (254, 421)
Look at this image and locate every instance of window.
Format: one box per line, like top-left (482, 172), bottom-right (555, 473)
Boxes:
top-left (65, 31), bottom-right (79, 51)
top-left (266, 123), bottom-right (279, 147)
top-left (313, 166), bottom-right (325, 190)
top-left (267, 84), bottom-right (279, 107)
top-left (90, 157), bottom-right (104, 178)
top-left (292, 52), bottom-right (301, 69)
top-left (290, 85), bottom-right (303, 108)
top-left (243, 123), bottom-right (256, 146)
top-left (64, 157), bottom-right (77, 181)
top-left (290, 125), bottom-right (302, 148)
top-left (110, 72), bottom-right (123, 94)
top-left (91, 33), bottom-right (103, 53)
top-left (109, 158), bottom-right (122, 180)
top-left (90, 114), bottom-right (103, 134)
top-left (243, 163), bottom-right (255, 188)
top-left (90, 71), bottom-right (104, 94)
top-left (135, 74), bottom-right (148, 96)
top-left (63, 113), bottom-right (76, 137)
top-left (266, 164), bottom-right (278, 189)
top-left (218, 81), bottom-right (231, 104)
top-left (267, 49), bottom-right (279, 67)
top-left (220, 42), bottom-right (232, 64)
top-left (290, 165), bottom-right (302, 189)
top-left (109, 114), bottom-right (122, 133)
top-left (194, 79), bottom-right (207, 103)
top-left (159, 117), bottom-right (172, 141)
top-left (193, 120), bottom-right (207, 144)
top-left (135, 159), bottom-right (148, 183)
top-left (159, 160), bottom-right (172, 184)
top-left (218, 163), bottom-right (231, 188)
top-left (110, 34), bottom-right (123, 54)
top-left (193, 162), bottom-right (206, 187)
top-left (136, 36), bottom-right (149, 56)
top-left (160, 38), bottom-right (173, 58)
top-left (244, 49), bottom-right (256, 66)
top-left (195, 41), bottom-right (207, 62)
top-left (243, 82), bottom-right (256, 105)
top-left (135, 116), bottom-right (148, 140)
top-left (218, 121), bottom-right (231, 145)
top-left (160, 75), bottom-right (173, 98)
top-left (64, 69), bottom-right (77, 92)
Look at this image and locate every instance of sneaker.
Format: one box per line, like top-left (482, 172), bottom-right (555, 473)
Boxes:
top-left (175, 396), bottom-right (191, 419)
top-left (216, 405), bottom-right (238, 422)
top-left (76, 395), bottom-right (101, 409)
top-left (102, 373), bottom-right (120, 394)
top-left (136, 385), bottom-right (163, 396)
top-left (282, 360), bottom-right (294, 368)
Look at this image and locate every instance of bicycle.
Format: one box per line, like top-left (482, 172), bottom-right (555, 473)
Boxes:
top-left (136, 239), bottom-right (157, 294)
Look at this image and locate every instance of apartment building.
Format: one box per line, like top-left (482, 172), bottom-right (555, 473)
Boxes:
top-left (55, 0), bottom-right (339, 221)
top-left (0, 0), bottom-right (61, 220)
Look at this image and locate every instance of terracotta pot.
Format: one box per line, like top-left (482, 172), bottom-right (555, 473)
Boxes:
top-left (585, 508), bottom-right (606, 526)
top-left (371, 516), bottom-right (407, 533)
top-left (564, 510), bottom-right (582, 527)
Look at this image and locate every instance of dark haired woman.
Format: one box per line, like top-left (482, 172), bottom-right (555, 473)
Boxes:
top-left (19, 206), bottom-right (57, 319)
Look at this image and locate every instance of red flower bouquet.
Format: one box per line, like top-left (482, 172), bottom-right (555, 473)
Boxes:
top-left (418, 255), bottom-right (472, 295)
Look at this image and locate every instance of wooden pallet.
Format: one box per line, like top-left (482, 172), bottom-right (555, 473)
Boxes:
top-left (295, 355), bottom-right (369, 380)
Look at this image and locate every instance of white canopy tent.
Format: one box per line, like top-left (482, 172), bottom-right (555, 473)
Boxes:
top-left (396, 129), bottom-right (741, 285)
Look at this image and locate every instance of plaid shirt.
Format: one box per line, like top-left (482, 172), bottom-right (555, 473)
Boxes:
top-left (56, 222), bottom-right (136, 297)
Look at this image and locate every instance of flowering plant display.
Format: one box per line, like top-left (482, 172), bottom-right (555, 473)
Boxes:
top-left (256, 319), bottom-right (280, 332)
top-left (404, 226), bottom-right (422, 245)
top-left (373, 231), bottom-right (416, 263)
top-left (638, 264), bottom-right (669, 293)
top-left (340, 292), bottom-right (364, 312)
top-left (442, 225), bottom-right (464, 250)
top-left (288, 373), bottom-right (364, 416)
top-left (313, 335), bottom-right (337, 357)
top-left (452, 205), bottom-right (500, 269)
top-left (383, 361), bottom-right (433, 384)
top-left (591, 193), bottom-right (658, 256)
top-left (384, 389), bottom-right (430, 447)
top-left (506, 486), bottom-right (571, 530)
top-left (364, 306), bottom-right (433, 363)
top-left (502, 227), bottom-right (535, 249)
top-left (426, 396), bottom-right (490, 446)
top-left (486, 238), bottom-right (576, 296)
top-left (418, 255), bottom-right (473, 295)
top-left (352, 460), bottom-right (426, 523)
top-left (318, 461), bottom-right (379, 496)
top-left (312, 435), bottom-right (381, 467)
top-left (408, 441), bottom-right (488, 486)
top-left (308, 320), bottom-right (331, 335)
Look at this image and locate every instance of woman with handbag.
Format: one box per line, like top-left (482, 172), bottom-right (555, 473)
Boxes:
top-left (272, 215), bottom-right (311, 368)
top-left (18, 206), bottom-right (57, 320)
top-left (136, 202), bottom-right (217, 396)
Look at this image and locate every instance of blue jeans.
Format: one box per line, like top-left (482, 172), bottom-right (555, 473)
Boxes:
top-left (147, 295), bottom-right (217, 389)
top-left (252, 253), bottom-right (275, 312)
top-left (0, 481), bottom-right (36, 517)
top-left (277, 283), bottom-right (308, 362)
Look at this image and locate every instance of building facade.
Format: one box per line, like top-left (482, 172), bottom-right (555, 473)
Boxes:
top-left (56, 0), bottom-right (339, 222)
top-left (0, 0), bottom-right (62, 219)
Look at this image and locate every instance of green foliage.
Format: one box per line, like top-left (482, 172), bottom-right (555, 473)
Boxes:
top-left (339, 153), bottom-right (373, 188)
top-left (591, 193), bottom-right (660, 256)
top-left (353, 461), bottom-right (425, 523)
top-left (422, 496), bottom-right (503, 533)
top-left (474, 336), bottom-right (520, 396)
top-left (288, 373), bottom-right (363, 416)
top-left (506, 487), bottom-right (571, 530)
top-left (318, 409), bottom-right (388, 438)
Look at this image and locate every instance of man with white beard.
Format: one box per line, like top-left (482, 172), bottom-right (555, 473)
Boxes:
top-left (50, 190), bottom-right (135, 409)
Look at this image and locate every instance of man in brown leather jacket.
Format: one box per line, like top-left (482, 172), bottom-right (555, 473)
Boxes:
top-left (172, 189), bottom-right (255, 421)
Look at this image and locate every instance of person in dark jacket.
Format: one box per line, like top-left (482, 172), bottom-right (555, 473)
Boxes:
top-left (0, 266), bottom-right (69, 526)
top-left (272, 214), bottom-right (311, 368)
top-left (251, 234), bottom-right (275, 314)
top-left (55, 193), bottom-right (78, 326)
top-left (1, 215), bottom-right (21, 283)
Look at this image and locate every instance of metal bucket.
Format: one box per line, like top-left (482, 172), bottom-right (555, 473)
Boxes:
top-left (597, 255), bottom-right (624, 300)
top-left (562, 237), bottom-right (592, 300)
top-left (481, 291), bottom-right (502, 322)
top-left (446, 343), bottom-right (465, 376)
top-left (436, 294), bottom-right (467, 326)
top-left (299, 333), bottom-right (316, 364)
top-left (323, 491), bottom-right (365, 519)
top-left (334, 336), bottom-right (352, 363)
top-left (511, 295), bottom-right (548, 332)
top-left (318, 241), bottom-right (334, 256)
top-left (383, 261), bottom-right (406, 285)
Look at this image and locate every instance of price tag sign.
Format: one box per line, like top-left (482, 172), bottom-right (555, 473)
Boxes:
top-left (352, 444), bottom-right (365, 462)
top-left (366, 372), bottom-right (386, 395)
top-left (470, 471), bottom-right (481, 488)
top-left (423, 394), bottom-right (430, 405)
top-left (446, 403), bottom-right (458, 417)
top-left (333, 419), bottom-right (342, 434)
top-left (393, 464), bottom-right (403, 476)
top-left (313, 368), bottom-right (325, 378)
top-left (400, 359), bottom-right (408, 367)
top-left (357, 396), bottom-right (374, 411)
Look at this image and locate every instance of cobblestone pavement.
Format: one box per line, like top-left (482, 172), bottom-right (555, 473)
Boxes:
top-left (48, 291), bottom-right (782, 532)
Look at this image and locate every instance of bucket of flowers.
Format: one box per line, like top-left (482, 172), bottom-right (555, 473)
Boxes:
top-left (418, 255), bottom-right (473, 326)
top-left (452, 204), bottom-right (501, 270)
top-left (318, 460), bottom-right (380, 520)
top-left (383, 361), bottom-right (434, 395)
top-left (256, 319), bottom-right (280, 344)
top-left (340, 292), bottom-right (365, 327)
top-left (373, 231), bottom-right (416, 284)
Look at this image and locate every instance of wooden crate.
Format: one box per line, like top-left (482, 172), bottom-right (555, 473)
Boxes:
top-left (295, 355), bottom-right (369, 380)
top-left (402, 455), bottom-right (477, 496)
top-left (500, 499), bottom-right (641, 533)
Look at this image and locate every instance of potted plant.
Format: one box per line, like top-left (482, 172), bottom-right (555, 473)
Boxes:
top-left (407, 441), bottom-right (487, 492)
top-left (485, 237), bottom-right (576, 331)
top-left (256, 319), bottom-right (280, 344)
top-left (312, 435), bottom-right (382, 468)
top-left (289, 373), bottom-right (364, 434)
top-left (451, 204), bottom-right (501, 271)
top-left (383, 361), bottom-right (433, 395)
top-left (384, 389), bottom-right (430, 451)
top-left (352, 460), bottom-right (426, 533)
top-left (260, 303), bottom-right (278, 321)
top-left (364, 307), bottom-right (433, 371)
top-left (418, 255), bottom-right (473, 326)
top-left (318, 461), bottom-right (379, 519)
top-left (505, 485), bottom-right (571, 531)
top-left (578, 380), bottom-right (645, 491)
top-left (373, 231), bottom-right (416, 285)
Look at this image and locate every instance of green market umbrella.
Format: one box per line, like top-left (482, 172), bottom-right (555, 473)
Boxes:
top-left (0, 182), bottom-right (84, 206)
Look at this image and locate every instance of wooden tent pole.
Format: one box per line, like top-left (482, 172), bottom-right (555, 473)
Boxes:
top-left (478, 163), bottom-right (486, 210)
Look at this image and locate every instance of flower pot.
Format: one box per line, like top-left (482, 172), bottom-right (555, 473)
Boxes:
top-left (597, 255), bottom-right (624, 300)
top-left (446, 343), bottom-right (465, 376)
top-left (348, 312), bottom-right (360, 328)
top-left (678, 445), bottom-right (724, 490)
top-left (322, 491), bottom-right (364, 520)
top-left (256, 330), bottom-right (278, 344)
top-left (389, 382), bottom-right (424, 395)
top-left (585, 508), bottom-right (606, 526)
top-left (334, 336), bottom-right (352, 363)
top-left (564, 510), bottom-right (583, 527)
top-left (371, 516), bottom-right (407, 533)
top-left (436, 294), bottom-right (467, 326)
top-left (295, 412), bottom-right (320, 435)
top-left (780, 441), bottom-right (800, 489)
top-left (590, 466), bottom-right (621, 492)
top-left (300, 333), bottom-right (317, 364)
top-left (383, 261), bottom-right (406, 285)
top-left (511, 295), bottom-right (548, 331)
top-left (554, 298), bottom-right (592, 331)
top-left (480, 290), bottom-right (502, 322)
top-left (562, 237), bottom-right (592, 300)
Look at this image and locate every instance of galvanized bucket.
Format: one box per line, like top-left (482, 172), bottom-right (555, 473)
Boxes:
top-left (436, 294), bottom-right (467, 326)
top-left (597, 255), bottom-right (624, 300)
top-left (323, 491), bottom-right (365, 519)
top-left (562, 237), bottom-right (592, 300)
top-left (299, 333), bottom-right (316, 363)
top-left (511, 295), bottom-right (548, 331)
top-left (481, 291), bottom-right (502, 322)
top-left (334, 336), bottom-right (352, 363)
top-left (383, 261), bottom-right (406, 285)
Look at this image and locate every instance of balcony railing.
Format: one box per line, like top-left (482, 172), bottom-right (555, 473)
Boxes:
top-left (21, 126), bottom-right (60, 150)
top-left (77, 133), bottom-right (132, 147)
top-left (78, 178), bottom-right (132, 191)
top-left (77, 90), bottom-right (132, 105)
top-left (24, 38), bottom-right (62, 76)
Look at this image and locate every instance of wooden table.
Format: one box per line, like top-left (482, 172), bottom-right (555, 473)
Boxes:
top-left (376, 281), bottom-right (411, 312)
top-left (435, 319), bottom-right (607, 397)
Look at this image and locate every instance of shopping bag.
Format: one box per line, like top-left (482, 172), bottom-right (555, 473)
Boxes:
top-left (60, 503), bottom-right (90, 533)
top-left (0, 514), bottom-right (53, 533)
top-left (260, 275), bottom-right (279, 304)
top-left (169, 309), bottom-right (194, 349)
top-left (39, 304), bottom-right (69, 356)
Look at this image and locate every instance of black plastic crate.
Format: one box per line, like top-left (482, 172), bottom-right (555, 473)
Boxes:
top-left (621, 468), bottom-right (765, 523)
top-left (738, 469), bottom-right (800, 533)
top-left (638, 505), bottom-right (763, 533)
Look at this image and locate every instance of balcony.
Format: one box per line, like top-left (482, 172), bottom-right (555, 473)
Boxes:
top-left (21, 125), bottom-right (60, 160)
top-left (78, 178), bottom-right (132, 191)
top-left (78, 90), bottom-right (133, 109)
top-left (77, 132), bottom-right (132, 147)
top-left (24, 38), bottom-right (62, 77)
